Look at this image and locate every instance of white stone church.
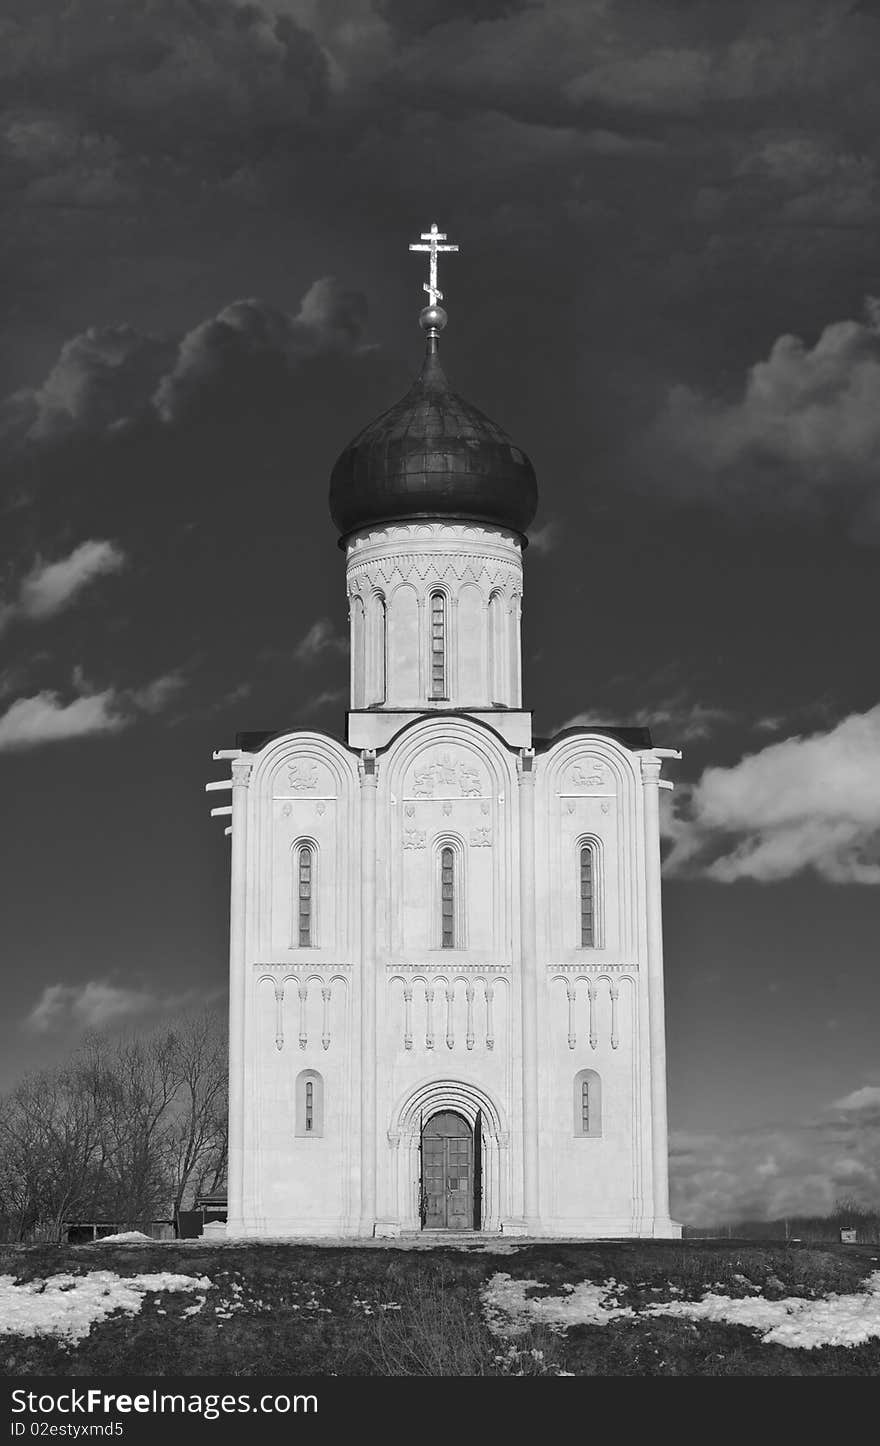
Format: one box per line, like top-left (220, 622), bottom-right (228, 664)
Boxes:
top-left (209, 229), bottom-right (681, 1238)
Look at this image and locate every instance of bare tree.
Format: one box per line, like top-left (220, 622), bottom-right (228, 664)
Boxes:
top-left (163, 1010), bottom-right (228, 1217)
top-left (0, 1063), bottom-right (108, 1242)
top-left (0, 1009), bottom-right (228, 1242)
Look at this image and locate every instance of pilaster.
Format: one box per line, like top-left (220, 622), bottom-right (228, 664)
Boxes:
top-left (517, 749), bottom-right (540, 1229)
top-left (638, 749), bottom-right (677, 1232)
top-left (359, 751), bottom-right (379, 1235)
top-left (226, 758), bottom-right (252, 1233)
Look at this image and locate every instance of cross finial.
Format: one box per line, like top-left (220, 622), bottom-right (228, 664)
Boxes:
top-left (409, 222), bottom-right (459, 307)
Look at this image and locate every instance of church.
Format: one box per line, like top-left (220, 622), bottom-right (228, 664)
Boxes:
top-left (209, 227), bottom-right (681, 1238)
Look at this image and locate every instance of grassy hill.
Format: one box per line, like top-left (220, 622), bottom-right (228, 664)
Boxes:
top-left (2, 1239), bottom-right (879, 1376)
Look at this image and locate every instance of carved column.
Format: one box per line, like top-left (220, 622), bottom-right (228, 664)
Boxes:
top-left (640, 753), bottom-right (672, 1228)
top-left (227, 758), bottom-right (251, 1234)
top-left (359, 754), bottom-right (378, 1235)
top-left (518, 753), bottom-right (540, 1229)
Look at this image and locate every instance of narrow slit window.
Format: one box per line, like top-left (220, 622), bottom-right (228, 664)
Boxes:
top-left (574, 1070), bottom-right (601, 1137)
top-left (430, 592), bottom-right (446, 699)
top-left (580, 844), bottom-right (594, 947)
top-left (441, 846), bottom-right (455, 948)
top-left (296, 1070), bottom-right (323, 1136)
top-left (298, 845), bottom-right (313, 947)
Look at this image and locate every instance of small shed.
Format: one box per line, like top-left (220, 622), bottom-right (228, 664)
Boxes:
top-left (177, 1189), bottom-right (228, 1239)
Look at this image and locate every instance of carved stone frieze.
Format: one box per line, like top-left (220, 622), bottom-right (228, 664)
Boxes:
top-left (570, 756), bottom-right (611, 790)
top-left (410, 752), bottom-right (483, 798)
top-left (288, 761), bottom-right (319, 791)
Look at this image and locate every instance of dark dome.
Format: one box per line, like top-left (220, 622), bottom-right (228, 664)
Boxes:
top-left (329, 346), bottom-right (538, 541)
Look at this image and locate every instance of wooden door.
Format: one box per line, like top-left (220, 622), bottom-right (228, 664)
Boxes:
top-left (421, 1112), bottom-right (473, 1230)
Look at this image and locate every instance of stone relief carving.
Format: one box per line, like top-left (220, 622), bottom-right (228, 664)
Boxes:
top-left (571, 757), bottom-right (608, 789)
top-left (411, 753), bottom-right (483, 798)
top-left (288, 761), bottom-right (319, 792)
top-left (469, 827), bottom-right (493, 847)
top-left (403, 828), bottom-right (427, 849)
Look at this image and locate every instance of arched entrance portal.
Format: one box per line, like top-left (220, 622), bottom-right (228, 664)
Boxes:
top-left (421, 1110), bottom-right (481, 1231)
top-left (388, 1078), bottom-right (508, 1233)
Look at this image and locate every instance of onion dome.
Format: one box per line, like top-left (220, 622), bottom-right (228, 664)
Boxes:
top-left (329, 292), bottom-right (538, 543)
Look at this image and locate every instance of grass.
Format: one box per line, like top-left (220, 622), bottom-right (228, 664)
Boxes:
top-left (1, 1239), bottom-right (878, 1377)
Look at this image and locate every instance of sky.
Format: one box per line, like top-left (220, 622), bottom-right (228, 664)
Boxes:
top-left (1, 0), bottom-right (879, 1226)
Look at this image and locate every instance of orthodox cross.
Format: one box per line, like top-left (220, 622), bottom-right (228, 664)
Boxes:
top-left (409, 223), bottom-right (459, 306)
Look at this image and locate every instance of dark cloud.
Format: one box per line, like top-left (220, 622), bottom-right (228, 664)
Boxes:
top-left (154, 280), bottom-right (371, 423)
top-left (646, 297), bottom-right (880, 537)
top-left (378, 0), bottom-right (535, 41)
top-left (1, 279), bottom-right (370, 445)
top-left (670, 1108), bottom-right (880, 1222)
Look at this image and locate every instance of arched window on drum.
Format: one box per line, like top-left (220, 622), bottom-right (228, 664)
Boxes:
top-left (429, 591), bottom-right (448, 700)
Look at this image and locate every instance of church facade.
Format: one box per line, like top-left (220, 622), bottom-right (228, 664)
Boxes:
top-left (211, 231), bottom-right (681, 1238)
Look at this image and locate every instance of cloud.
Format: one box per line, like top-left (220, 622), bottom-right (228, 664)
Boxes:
top-left (14, 326), bottom-right (172, 444)
top-left (665, 702), bottom-right (880, 883)
top-left (1, 280), bottom-right (371, 447)
top-left (300, 687), bottom-right (348, 715)
top-left (651, 298), bottom-right (880, 534)
top-left (154, 280), bottom-right (370, 423)
top-left (833, 1085), bottom-right (880, 1113)
top-left (0, 4), bottom-right (331, 147)
top-left (670, 1106), bottom-right (880, 1223)
top-left (527, 519), bottom-right (561, 554)
top-left (293, 618), bottom-right (349, 664)
top-left (23, 980), bottom-right (208, 1034)
top-left (0, 667), bottom-right (190, 752)
top-left (560, 692), bottom-right (735, 744)
top-left (736, 133), bottom-right (880, 227)
top-left (128, 670), bottom-right (188, 715)
top-left (0, 540), bottom-right (127, 634)
top-left (0, 688), bottom-right (127, 751)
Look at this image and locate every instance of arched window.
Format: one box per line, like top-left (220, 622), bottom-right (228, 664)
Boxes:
top-left (574, 1070), bottom-right (601, 1137)
top-left (295, 843), bottom-right (314, 948)
top-left (295, 1070), bottom-right (324, 1137)
top-left (441, 846), bottom-right (455, 948)
top-left (433, 839), bottom-right (466, 949)
top-left (430, 591), bottom-right (447, 699)
top-left (579, 842), bottom-right (599, 948)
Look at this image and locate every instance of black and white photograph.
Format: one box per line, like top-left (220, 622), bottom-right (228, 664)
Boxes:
top-left (1, 0), bottom-right (879, 1402)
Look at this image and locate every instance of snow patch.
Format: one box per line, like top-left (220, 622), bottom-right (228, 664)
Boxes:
top-left (0, 1271), bottom-right (212, 1344)
top-left (90, 1231), bottom-right (153, 1243)
top-left (483, 1274), bottom-right (634, 1336)
top-left (482, 1270), bottom-right (880, 1350)
top-left (645, 1272), bottom-right (880, 1349)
